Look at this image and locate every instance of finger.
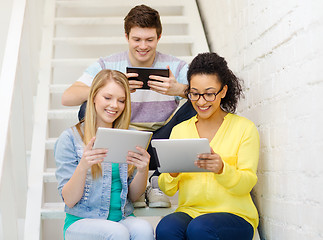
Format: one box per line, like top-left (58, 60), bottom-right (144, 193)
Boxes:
top-left (148, 75), bottom-right (167, 82)
top-left (125, 72), bottom-right (138, 78)
top-left (135, 146), bottom-right (150, 158)
top-left (86, 153), bottom-right (107, 162)
top-left (128, 80), bottom-right (143, 89)
top-left (85, 137), bottom-right (96, 151)
top-left (148, 84), bottom-right (168, 94)
top-left (89, 148), bottom-right (108, 155)
top-left (197, 153), bottom-right (212, 160)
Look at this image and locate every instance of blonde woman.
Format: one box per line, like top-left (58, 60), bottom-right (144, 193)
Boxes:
top-left (55, 69), bottom-right (154, 240)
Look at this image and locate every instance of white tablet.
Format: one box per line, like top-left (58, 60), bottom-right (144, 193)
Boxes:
top-left (93, 127), bottom-right (152, 163)
top-left (151, 138), bottom-right (211, 173)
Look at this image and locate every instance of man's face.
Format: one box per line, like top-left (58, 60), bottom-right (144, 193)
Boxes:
top-left (126, 26), bottom-right (160, 67)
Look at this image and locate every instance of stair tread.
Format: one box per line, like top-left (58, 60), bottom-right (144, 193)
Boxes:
top-left (48, 109), bottom-right (78, 119)
top-left (53, 35), bottom-right (193, 45)
top-left (55, 16), bottom-right (189, 25)
top-left (41, 202), bottom-right (178, 219)
top-left (51, 56), bottom-right (194, 67)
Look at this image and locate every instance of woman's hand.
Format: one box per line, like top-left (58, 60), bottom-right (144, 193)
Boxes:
top-left (195, 148), bottom-right (224, 174)
top-left (78, 137), bottom-right (107, 171)
top-left (127, 146), bottom-right (150, 173)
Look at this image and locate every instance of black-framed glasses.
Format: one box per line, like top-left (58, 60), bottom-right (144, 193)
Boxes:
top-left (188, 86), bottom-right (224, 102)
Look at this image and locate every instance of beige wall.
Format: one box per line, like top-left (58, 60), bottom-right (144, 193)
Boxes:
top-left (197, 0), bottom-right (323, 239)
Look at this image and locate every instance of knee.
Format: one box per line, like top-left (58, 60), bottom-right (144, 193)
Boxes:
top-left (156, 216), bottom-right (173, 239)
top-left (130, 220), bottom-right (154, 239)
top-left (108, 225), bottom-right (130, 240)
top-left (186, 219), bottom-right (218, 240)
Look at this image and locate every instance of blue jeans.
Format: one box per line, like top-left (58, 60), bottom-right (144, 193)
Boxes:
top-left (156, 212), bottom-right (254, 240)
top-left (65, 216), bottom-right (154, 240)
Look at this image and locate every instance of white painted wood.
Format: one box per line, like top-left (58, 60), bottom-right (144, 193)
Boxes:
top-left (45, 138), bottom-right (57, 150)
top-left (0, 0), bottom-right (27, 238)
top-left (55, 0), bottom-right (187, 8)
top-left (0, 149), bottom-right (19, 240)
top-left (48, 109), bottom-right (79, 119)
top-left (23, 0), bottom-right (56, 238)
top-left (0, 0), bottom-right (26, 185)
top-left (53, 35), bottom-right (193, 45)
top-left (41, 202), bottom-right (178, 219)
top-left (55, 16), bottom-right (189, 25)
top-left (183, 0), bottom-right (209, 54)
top-left (51, 56), bottom-right (193, 67)
top-left (43, 168), bottom-right (57, 183)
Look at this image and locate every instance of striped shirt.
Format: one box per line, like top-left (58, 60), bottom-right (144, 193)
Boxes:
top-left (77, 51), bottom-right (188, 131)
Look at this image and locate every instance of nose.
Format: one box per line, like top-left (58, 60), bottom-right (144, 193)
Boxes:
top-left (197, 95), bottom-right (207, 105)
top-left (110, 99), bottom-right (118, 108)
top-left (139, 40), bottom-right (147, 49)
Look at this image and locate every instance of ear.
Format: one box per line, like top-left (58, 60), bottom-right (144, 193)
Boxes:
top-left (125, 33), bottom-right (129, 42)
top-left (221, 85), bottom-right (228, 99)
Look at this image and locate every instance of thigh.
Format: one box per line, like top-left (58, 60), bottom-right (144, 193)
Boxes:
top-left (187, 213), bottom-right (254, 240)
top-left (120, 216), bottom-right (154, 240)
top-left (65, 218), bottom-right (129, 240)
top-left (156, 212), bottom-right (193, 240)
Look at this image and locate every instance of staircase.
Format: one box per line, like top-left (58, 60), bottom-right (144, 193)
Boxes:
top-left (23, 0), bottom-right (209, 239)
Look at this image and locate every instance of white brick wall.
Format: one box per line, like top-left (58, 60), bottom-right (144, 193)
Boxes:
top-left (198, 0), bottom-right (323, 239)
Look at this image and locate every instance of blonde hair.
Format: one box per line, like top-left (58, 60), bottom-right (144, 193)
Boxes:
top-left (76, 69), bottom-right (134, 179)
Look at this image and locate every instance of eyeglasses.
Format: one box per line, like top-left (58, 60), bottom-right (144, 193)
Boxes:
top-left (188, 86), bottom-right (224, 102)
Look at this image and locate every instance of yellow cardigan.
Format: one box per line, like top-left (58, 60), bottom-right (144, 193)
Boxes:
top-left (158, 113), bottom-right (259, 230)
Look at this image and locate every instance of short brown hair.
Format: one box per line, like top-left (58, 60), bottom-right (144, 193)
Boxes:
top-left (124, 5), bottom-right (162, 38)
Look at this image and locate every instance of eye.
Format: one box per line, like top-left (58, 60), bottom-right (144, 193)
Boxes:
top-left (118, 100), bottom-right (125, 104)
top-left (104, 96), bottom-right (111, 100)
top-left (191, 93), bottom-right (200, 97)
top-left (205, 93), bottom-right (215, 97)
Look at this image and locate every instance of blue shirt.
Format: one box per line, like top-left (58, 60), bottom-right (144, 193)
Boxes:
top-left (54, 126), bottom-right (136, 220)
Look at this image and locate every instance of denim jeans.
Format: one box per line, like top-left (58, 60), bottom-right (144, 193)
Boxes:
top-left (65, 216), bottom-right (154, 240)
top-left (156, 212), bottom-right (254, 240)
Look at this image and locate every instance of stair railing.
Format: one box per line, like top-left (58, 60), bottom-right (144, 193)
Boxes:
top-left (0, 0), bottom-right (43, 239)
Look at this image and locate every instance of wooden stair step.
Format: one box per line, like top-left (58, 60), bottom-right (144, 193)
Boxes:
top-left (41, 202), bottom-right (178, 219)
top-left (55, 16), bottom-right (189, 25)
top-left (53, 36), bottom-right (193, 45)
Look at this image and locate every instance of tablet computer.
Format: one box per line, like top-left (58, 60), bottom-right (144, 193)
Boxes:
top-left (151, 138), bottom-right (211, 173)
top-left (93, 127), bottom-right (152, 163)
top-left (126, 67), bottom-right (169, 90)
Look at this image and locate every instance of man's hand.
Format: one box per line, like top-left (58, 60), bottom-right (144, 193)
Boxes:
top-left (126, 72), bottom-right (143, 93)
top-left (147, 66), bottom-right (187, 97)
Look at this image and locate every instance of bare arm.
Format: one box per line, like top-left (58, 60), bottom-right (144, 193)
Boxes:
top-left (127, 147), bottom-right (150, 202)
top-left (61, 82), bottom-right (90, 106)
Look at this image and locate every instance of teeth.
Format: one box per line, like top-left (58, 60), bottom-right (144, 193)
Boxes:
top-left (199, 106), bottom-right (210, 110)
top-left (106, 110), bottom-right (117, 114)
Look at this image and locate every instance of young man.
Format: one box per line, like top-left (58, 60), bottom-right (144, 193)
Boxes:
top-left (62, 4), bottom-right (196, 208)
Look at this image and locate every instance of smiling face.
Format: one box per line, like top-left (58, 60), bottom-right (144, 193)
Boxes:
top-left (94, 80), bottom-right (126, 128)
top-left (126, 26), bottom-right (160, 67)
top-left (190, 74), bottom-right (227, 121)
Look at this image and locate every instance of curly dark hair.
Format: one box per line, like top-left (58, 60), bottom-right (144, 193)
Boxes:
top-left (186, 52), bottom-right (243, 113)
